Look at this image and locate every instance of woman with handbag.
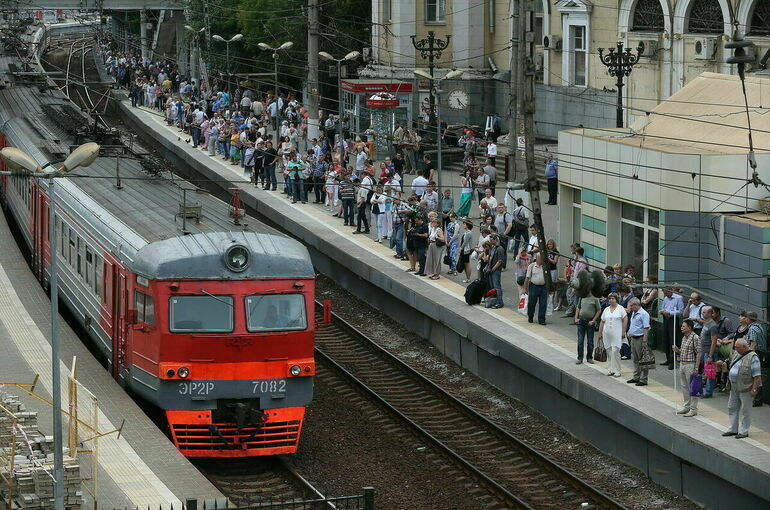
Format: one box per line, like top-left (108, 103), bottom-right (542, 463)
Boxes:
top-left (445, 213), bottom-right (462, 275)
top-left (599, 293), bottom-right (628, 377)
top-left (458, 221), bottom-right (474, 283)
top-left (425, 216), bottom-right (446, 280)
top-left (673, 319), bottom-right (701, 416)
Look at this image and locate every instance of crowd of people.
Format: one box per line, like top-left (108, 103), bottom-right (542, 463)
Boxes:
top-left (104, 46), bottom-right (766, 441)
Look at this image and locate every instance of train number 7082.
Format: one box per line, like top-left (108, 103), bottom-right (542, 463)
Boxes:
top-left (253, 379), bottom-right (286, 394)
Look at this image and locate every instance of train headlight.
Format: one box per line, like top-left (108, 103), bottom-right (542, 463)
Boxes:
top-left (224, 244), bottom-right (250, 272)
top-left (290, 365), bottom-right (302, 377)
top-left (177, 366), bottom-right (190, 379)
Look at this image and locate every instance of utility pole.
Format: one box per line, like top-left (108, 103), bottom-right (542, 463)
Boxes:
top-left (411, 31), bottom-right (451, 126)
top-left (517, 0), bottom-right (551, 291)
top-left (508, 2), bottom-right (519, 166)
top-left (307, 0), bottom-right (320, 141)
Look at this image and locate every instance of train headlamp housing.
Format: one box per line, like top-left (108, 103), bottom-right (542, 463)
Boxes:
top-left (177, 366), bottom-right (190, 379)
top-left (224, 244), bottom-right (250, 272)
top-left (290, 365), bottom-right (302, 377)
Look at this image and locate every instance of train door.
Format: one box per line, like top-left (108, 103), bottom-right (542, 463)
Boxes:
top-left (38, 192), bottom-right (49, 283)
top-left (112, 266), bottom-right (129, 382)
top-left (30, 179), bottom-right (40, 277)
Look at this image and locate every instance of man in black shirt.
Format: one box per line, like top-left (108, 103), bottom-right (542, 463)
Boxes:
top-left (253, 142), bottom-right (265, 186)
top-left (411, 216), bottom-right (429, 276)
top-left (392, 152), bottom-right (405, 177)
top-left (262, 141), bottom-right (279, 191)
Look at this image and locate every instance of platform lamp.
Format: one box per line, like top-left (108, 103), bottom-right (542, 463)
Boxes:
top-left (258, 41), bottom-right (294, 135)
top-left (184, 25), bottom-right (205, 87)
top-left (318, 51), bottom-right (360, 118)
top-left (413, 69), bottom-right (463, 193)
top-left (212, 33), bottom-right (243, 93)
top-left (0, 142), bottom-right (100, 510)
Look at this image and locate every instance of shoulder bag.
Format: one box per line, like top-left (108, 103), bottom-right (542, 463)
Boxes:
top-left (593, 344), bottom-right (608, 363)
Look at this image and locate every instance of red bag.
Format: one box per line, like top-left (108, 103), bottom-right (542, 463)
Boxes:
top-left (704, 361), bottom-right (717, 380)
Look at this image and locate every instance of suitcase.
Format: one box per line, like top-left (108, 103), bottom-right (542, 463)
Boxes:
top-left (464, 278), bottom-right (487, 305)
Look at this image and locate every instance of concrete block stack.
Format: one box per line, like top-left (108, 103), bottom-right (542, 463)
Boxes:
top-left (0, 396), bottom-right (84, 510)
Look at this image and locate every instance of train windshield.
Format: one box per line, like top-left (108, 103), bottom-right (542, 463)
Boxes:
top-left (245, 294), bottom-right (307, 332)
top-left (169, 295), bottom-right (234, 333)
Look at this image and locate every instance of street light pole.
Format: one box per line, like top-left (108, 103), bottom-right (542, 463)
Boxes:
top-left (318, 51), bottom-right (360, 119)
top-left (597, 41), bottom-right (643, 128)
top-left (0, 143), bottom-right (100, 510)
top-left (414, 69), bottom-right (463, 193)
top-left (258, 41), bottom-right (294, 138)
top-left (184, 25), bottom-right (205, 87)
top-left (212, 34), bottom-right (243, 94)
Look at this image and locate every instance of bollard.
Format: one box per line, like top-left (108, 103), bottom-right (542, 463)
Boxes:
top-left (323, 299), bottom-right (332, 323)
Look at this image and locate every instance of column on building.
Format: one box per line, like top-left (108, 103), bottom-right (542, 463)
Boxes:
top-left (390, 0), bottom-right (416, 67)
top-left (452, 0), bottom-right (485, 68)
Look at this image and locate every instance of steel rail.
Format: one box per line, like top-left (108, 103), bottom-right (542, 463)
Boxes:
top-left (315, 300), bottom-right (628, 510)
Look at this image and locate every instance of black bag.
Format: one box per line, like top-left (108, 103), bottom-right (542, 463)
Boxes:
top-left (443, 254), bottom-right (451, 266)
top-left (620, 342), bottom-right (632, 359)
top-left (436, 239), bottom-right (446, 247)
top-left (464, 279), bottom-right (486, 305)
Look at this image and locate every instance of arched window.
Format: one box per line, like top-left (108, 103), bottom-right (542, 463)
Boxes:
top-left (749, 0), bottom-right (770, 36)
top-left (631, 0), bottom-right (665, 31)
top-left (687, 0), bottom-right (725, 33)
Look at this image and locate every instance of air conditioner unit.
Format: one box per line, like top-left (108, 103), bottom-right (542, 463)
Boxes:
top-left (636, 39), bottom-right (658, 57)
top-left (543, 34), bottom-right (562, 51)
top-left (694, 36), bottom-right (717, 60)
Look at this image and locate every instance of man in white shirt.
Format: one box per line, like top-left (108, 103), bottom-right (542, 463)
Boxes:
top-left (311, 138), bottom-right (322, 161)
top-left (355, 146), bottom-right (367, 174)
top-left (421, 183), bottom-right (439, 212)
top-left (240, 95), bottom-right (252, 116)
top-left (486, 139), bottom-right (497, 166)
top-left (411, 173), bottom-right (429, 197)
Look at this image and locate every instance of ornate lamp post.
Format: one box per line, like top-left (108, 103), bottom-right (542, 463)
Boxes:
top-left (597, 41), bottom-right (643, 128)
top-left (411, 31), bottom-right (451, 125)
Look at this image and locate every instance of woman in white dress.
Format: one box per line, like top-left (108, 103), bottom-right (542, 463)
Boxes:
top-left (598, 293), bottom-right (628, 377)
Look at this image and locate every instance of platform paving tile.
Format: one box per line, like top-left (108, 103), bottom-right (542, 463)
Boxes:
top-left (129, 101), bottom-right (770, 476)
top-left (0, 210), bottom-right (223, 508)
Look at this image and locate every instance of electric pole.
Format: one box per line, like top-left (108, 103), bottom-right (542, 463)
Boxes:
top-left (518, 0), bottom-right (552, 291)
top-left (307, 0), bottom-right (320, 141)
top-left (508, 2), bottom-right (519, 163)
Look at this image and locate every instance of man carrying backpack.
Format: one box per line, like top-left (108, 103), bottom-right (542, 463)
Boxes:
top-left (493, 204), bottom-right (513, 270)
top-left (510, 198), bottom-right (529, 256)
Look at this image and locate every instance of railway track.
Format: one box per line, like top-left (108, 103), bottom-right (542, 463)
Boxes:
top-left (196, 457), bottom-right (335, 508)
top-left (314, 301), bottom-right (628, 510)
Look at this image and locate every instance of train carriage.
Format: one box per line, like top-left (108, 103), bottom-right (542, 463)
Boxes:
top-left (0, 105), bottom-right (316, 457)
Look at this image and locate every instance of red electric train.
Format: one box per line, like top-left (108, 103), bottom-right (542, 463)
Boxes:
top-left (0, 87), bottom-right (316, 457)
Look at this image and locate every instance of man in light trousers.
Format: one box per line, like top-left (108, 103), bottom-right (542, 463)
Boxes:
top-left (722, 339), bottom-right (762, 439)
top-left (626, 298), bottom-right (651, 386)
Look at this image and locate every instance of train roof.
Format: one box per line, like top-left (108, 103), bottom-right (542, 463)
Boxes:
top-left (0, 36), bottom-right (313, 280)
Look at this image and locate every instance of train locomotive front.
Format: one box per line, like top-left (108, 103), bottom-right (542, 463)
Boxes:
top-left (124, 233), bottom-right (316, 457)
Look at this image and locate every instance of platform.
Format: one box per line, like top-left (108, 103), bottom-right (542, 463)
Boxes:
top-left (0, 210), bottom-right (224, 509)
top-left (119, 98), bottom-right (770, 509)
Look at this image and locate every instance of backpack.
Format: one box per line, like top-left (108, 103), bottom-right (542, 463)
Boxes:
top-left (512, 206), bottom-right (528, 228)
top-left (748, 322), bottom-right (767, 351)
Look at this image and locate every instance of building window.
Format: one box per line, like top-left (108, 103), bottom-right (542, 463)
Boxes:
top-left (426, 0), bottom-right (446, 23)
top-left (573, 190), bottom-right (582, 244)
top-left (687, 0), bottom-right (724, 34)
top-left (750, 0), bottom-right (770, 36)
top-left (620, 203), bottom-right (659, 279)
top-left (631, 0), bottom-right (665, 31)
top-left (134, 290), bottom-right (155, 326)
top-left (570, 25), bottom-right (587, 86)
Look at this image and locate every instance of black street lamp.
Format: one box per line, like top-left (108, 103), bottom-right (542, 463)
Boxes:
top-left (411, 31), bottom-right (451, 125)
top-left (597, 41), bottom-right (643, 128)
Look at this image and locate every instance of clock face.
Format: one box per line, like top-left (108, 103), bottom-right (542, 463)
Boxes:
top-left (448, 89), bottom-right (469, 110)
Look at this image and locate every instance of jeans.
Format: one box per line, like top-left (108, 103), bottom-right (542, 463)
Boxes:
top-left (356, 203), bottom-right (369, 231)
top-left (499, 236), bottom-right (509, 269)
top-left (290, 176), bottom-right (306, 202)
top-left (264, 165), bottom-right (277, 190)
top-left (547, 177), bottom-right (558, 204)
top-left (488, 269), bottom-right (503, 306)
top-left (342, 199), bottom-right (355, 224)
top-left (528, 283), bottom-right (548, 324)
top-left (511, 228), bottom-right (527, 256)
top-left (392, 223), bottom-right (404, 257)
top-left (701, 352), bottom-right (717, 396)
top-left (577, 319), bottom-right (595, 361)
top-left (312, 176), bottom-right (324, 202)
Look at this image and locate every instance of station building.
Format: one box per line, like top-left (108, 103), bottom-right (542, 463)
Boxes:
top-left (557, 71), bottom-right (770, 319)
top-left (366, 0), bottom-right (770, 139)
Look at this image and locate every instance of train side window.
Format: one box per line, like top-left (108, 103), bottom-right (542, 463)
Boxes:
top-left (85, 246), bottom-right (93, 287)
top-left (59, 219), bottom-right (66, 257)
top-left (134, 290), bottom-right (146, 323)
top-left (77, 237), bottom-right (84, 277)
top-left (94, 255), bottom-right (103, 298)
top-left (144, 294), bottom-right (155, 325)
top-left (68, 228), bottom-right (75, 266)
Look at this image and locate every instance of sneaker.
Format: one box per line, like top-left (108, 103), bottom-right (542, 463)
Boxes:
top-left (575, 360), bottom-right (583, 365)
top-left (587, 359), bottom-right (594, 364)
top-left (676, 408), bottom-right (689, 414)
top-left (612, 373), bottom-right (622, 378)
top-left (683, 410), bottom-right (698, 417)
top-left (492, 304), bottom-right (504, 309)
